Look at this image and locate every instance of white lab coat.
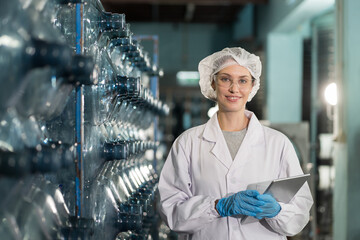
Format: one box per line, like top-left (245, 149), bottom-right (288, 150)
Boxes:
top-left (158, 110), bottom-right (313, 240)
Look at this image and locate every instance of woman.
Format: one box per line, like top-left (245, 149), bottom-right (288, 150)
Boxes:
top-left (158, 47), bottom-right (313, 239)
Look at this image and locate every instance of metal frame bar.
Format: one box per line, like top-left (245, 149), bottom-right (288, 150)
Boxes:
top-left (75, 3), bottom-right (84, 218)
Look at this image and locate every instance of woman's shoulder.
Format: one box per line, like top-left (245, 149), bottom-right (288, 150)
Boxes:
top-left (177, 123), bottom-right (207, 141)
top-left (261, 125), bottom-right (290, 143)
top-left (172, 123), bottom-right (207, 148)
top-left (259, 125), bottom-right (297, 153)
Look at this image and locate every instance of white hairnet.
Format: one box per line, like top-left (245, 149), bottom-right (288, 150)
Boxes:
top-left (198, 47), bottom-right (262, 102)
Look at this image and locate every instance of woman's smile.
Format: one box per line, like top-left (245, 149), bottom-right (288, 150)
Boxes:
top-left (225, 95), bottom-right (241, 102)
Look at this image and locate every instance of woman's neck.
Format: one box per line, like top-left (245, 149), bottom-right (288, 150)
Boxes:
top-left (217, 110), bottom-right (249, 131)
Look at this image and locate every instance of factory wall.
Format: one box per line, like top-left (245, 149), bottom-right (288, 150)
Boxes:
top-left (266, 32), bottom-right (303, 123)
top-left (131, 22), bottom-right (233, 87)
top-left (256, 0), bottom-right (334, 122)
top-left (256, 0), bottom-right (304, 44)
top-left (232, 4), bottom-right (254, 41)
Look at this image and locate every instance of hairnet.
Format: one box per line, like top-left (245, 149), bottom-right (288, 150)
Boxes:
top-left (198, 47), bottom-right (262, 102)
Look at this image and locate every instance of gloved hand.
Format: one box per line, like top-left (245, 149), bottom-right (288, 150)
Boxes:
top-left (215, 190), bottom-right (264, 217)
top-left (255, 194), bottom-right (281, 219)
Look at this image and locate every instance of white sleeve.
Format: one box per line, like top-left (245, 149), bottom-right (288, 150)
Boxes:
top-left (158, 138), bottom-right (220, 234)
top-left (265, 137), bottom-right (314, 236)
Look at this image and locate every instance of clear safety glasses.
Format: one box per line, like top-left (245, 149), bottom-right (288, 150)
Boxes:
top-left (213, 73), bottom-right (253, 89)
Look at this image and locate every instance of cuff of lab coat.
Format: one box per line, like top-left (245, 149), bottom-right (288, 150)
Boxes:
top-left (265, 201), bottom-right (298, 228)
top-left (265, 201), bottom-right (310, 236)
top-left (209, 199), bottom-right (221, 217)
top-left (266, 202), bottom-right (287, 221)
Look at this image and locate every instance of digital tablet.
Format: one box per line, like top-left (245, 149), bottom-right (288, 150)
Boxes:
top-left (241, 173), bottom-right (310, 224)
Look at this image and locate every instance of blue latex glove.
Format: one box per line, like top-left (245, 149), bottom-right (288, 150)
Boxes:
top-left (255, 194), bottom-right (281, 219)
top-left (216, 190), bottom-right (264, 217)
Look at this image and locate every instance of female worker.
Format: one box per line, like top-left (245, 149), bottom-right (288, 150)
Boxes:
top-left (158, 47), bottom-right (313, 239)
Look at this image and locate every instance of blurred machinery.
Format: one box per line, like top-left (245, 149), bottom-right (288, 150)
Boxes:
top-left (265, 122), bottom-right (315, 240)
top-left (0, 0), bottom-right (169, 239)
top-left (267, 123), bottom-right (335, 240)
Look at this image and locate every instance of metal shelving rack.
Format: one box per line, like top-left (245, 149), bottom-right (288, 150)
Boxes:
top-left (0, 0), bottom-right (169, 239)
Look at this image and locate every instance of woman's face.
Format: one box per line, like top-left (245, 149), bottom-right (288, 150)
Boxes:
top-left (212, 64), bottom-right (253, 113)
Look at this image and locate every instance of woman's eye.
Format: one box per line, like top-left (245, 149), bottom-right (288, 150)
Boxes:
top-left (239, 79), bottom-right (247, 84)
top-left (220, 77), bottom-right (230, 82)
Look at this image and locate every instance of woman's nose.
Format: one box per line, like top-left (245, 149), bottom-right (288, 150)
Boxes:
top-left (229, 82), bottom-right (240, 93)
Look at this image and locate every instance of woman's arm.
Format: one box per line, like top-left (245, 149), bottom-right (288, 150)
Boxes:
top-left (158, 138), bottom-right (220, 233)
top-left (265, 137), bottom-right (314, 236)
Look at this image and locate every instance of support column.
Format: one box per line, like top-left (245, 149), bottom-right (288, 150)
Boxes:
top-left (333, 0), bottom-right (360, 239)
top-left (266, 32), bottom-right (303, 123)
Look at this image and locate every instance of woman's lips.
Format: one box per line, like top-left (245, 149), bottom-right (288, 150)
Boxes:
top-left (226, 96), bottom-right (241, 102)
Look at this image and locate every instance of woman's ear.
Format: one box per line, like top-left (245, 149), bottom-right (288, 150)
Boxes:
top-left (211, 80), bottom-right (216, 91)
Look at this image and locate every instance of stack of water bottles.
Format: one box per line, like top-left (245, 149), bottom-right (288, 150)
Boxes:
top-left (0, 0), bottom-right (169, 239)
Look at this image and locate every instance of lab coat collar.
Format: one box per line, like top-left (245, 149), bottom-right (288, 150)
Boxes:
top-left (242, 110), bottom-right (265, 146)
top-left (201, 110), bottom-right (265, 169)
top-left (202, 110), bottom-right (263, 144)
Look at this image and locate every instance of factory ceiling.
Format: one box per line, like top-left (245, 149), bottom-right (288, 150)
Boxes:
top-left (102, 0), bottom-right (268, 23)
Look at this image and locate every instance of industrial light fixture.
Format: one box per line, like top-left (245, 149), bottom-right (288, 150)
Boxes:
top-left (176, 71), bottom-right (199, 86)
top-left (324, 82), bottom-right (338, 121)
top-left (324, 82), bottom-right (337, 106)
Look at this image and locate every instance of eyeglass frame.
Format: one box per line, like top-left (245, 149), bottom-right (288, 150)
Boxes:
top-left (212, 73), bottom-right (255, 89)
